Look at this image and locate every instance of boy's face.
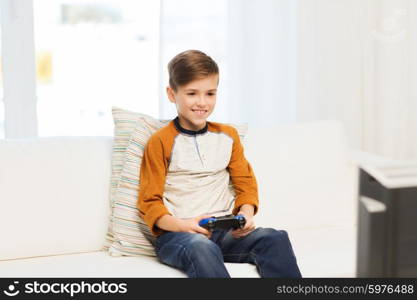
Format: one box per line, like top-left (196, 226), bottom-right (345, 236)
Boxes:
top-left (167, 74), bottom-right (218, 131)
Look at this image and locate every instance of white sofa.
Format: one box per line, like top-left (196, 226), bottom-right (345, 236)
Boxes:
top-left (0, 120), bottom-right (361, 277)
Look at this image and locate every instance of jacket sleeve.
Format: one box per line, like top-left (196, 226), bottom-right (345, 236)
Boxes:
top-left (227, 128), bottom-right (259, 215)
top-left (138, 134), bottom-right (171, 236)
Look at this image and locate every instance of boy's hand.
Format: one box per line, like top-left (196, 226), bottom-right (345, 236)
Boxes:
top-left (178, 214), bottom-right (212, 238)
top-left (231, 209), bottom-right (256, 239)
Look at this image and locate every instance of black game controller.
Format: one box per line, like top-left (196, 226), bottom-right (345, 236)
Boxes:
top-left (199, 214), bottom-right (246, 231)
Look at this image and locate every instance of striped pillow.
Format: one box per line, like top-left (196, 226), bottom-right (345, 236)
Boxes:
top-left (103, 106), bottom-right (168, 253)
top-left (103, 107), bottom-right (137, 251)
top-left (106, 107), bottom-right (248, 257)
top-left (108, 114), bottom-right (169, 256)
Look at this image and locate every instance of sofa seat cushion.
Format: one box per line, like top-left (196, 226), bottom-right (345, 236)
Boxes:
top-left (0, 225), bottom-right (356, 278)
top-left (289, 225), bottom-right (356, 278)
top-left (0, 251), bottom-right (259, 278)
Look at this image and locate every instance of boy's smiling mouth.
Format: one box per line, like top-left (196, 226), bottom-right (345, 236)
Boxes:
top-left (191, 109), bottom-right (208, 115)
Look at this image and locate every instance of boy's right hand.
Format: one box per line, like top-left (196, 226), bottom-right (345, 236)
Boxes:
top-left (178, 215), bottom-right (212, 238)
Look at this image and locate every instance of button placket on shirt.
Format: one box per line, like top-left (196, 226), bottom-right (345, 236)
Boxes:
top-left (193, 134), bottom-right (205, 167)
top-left (196, 135), bottom-right (201, 160)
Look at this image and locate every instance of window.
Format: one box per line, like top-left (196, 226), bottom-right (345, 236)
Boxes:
top-left (33, 0), bottom-right (160, 136)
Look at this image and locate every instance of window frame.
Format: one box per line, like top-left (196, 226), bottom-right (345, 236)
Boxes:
top-left (0, 0), bottom-right (38, 138)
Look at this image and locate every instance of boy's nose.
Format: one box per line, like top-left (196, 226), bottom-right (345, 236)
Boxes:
top-left (196, 96), bottom-right (207, 105)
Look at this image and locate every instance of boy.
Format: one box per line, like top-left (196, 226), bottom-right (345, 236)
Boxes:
top-left (138, 50), bottom-right (301, 278)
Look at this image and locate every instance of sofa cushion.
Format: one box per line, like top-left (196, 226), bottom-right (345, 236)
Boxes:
top-left (108, 107), bottom-right (248, 257)
top-left (244, 120), bottom-right (356, 230)
top-left (0, 251), bottom-right (259, 278)
top-left (0, 137), bottom-right (113, 260)
top-left (0, 222), bottom-right (357, 278)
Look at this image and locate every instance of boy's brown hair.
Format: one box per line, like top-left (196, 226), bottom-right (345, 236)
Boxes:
top-left (168, 50), bottom-right (219, 92)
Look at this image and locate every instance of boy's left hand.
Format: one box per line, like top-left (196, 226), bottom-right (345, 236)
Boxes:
top-left (231, 211), bottom-right (255, 239)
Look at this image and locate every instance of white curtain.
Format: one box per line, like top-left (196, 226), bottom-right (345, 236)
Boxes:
top-left (226, 0), bottom-right (296, 127)
top-left (159, 0), bottom-right (417, 160)
top-left (296, 0), bottom-right (363, 150)
top-left (296, 0), bottom-right (417, 159)
top-left (360, 0), bottom-right (417, 160)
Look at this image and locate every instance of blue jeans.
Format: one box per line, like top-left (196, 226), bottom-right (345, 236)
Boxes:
top-left (154, 227), bottom-right (302, 278)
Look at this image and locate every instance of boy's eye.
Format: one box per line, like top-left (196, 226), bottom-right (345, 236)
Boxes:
top-left (187, 93), bottom-right (195, 95)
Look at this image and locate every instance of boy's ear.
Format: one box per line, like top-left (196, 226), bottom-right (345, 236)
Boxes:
top-left (166, 86), bottom-right (176, 103)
